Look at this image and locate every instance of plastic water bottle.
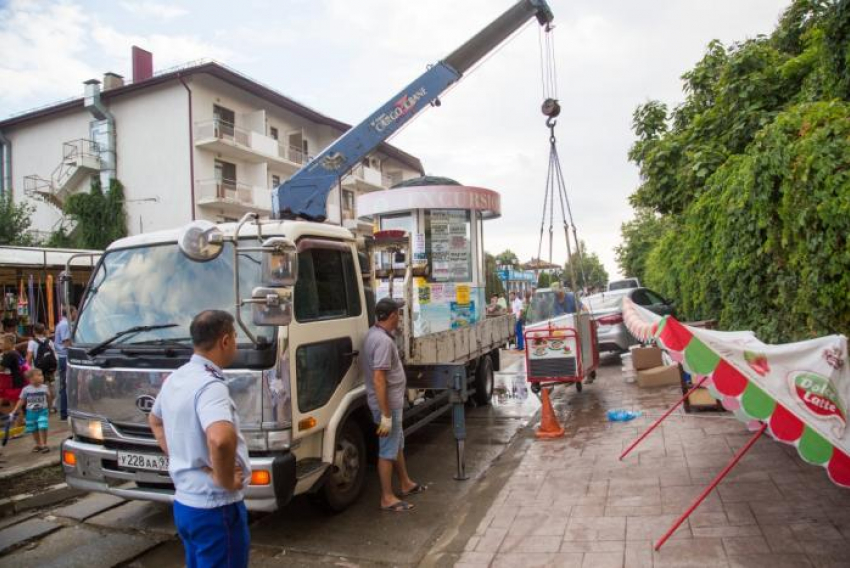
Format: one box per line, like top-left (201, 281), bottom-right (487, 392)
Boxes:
top-left (607, 409), bottom-right (642, 422)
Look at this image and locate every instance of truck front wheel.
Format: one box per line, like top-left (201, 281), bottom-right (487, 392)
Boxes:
top-left (311, 419), bottom-right (366, 513)
top-left (472, 355), bottom-right (494, 406)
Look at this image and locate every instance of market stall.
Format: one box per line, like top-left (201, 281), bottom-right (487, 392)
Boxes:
top-left (0, 246), bottom-right (100, 335)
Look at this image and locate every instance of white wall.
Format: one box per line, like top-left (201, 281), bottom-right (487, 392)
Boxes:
top-left (110, 81), bottom-right (191, 234)
top-left (6, 108), bottom-right (92, 234)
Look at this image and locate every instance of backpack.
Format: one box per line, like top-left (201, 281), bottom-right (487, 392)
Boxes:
top-left (34, 338), bottom-right (57, 374)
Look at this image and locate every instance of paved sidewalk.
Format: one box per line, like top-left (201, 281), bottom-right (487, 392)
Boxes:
top-left (0, 413), bottom-right (70, 479)
top-left (455, 357), bottom-right (850, 568)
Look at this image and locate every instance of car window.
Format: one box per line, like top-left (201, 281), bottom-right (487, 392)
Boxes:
top-left (644, 289), bottom-right (667, 305)
top-left (630, 289), bottom-right (651, 306)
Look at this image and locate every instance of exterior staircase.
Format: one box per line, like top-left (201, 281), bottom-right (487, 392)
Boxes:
top-left (24, 139), bottom-right (101, 208)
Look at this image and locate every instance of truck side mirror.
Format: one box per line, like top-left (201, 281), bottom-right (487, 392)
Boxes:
top-left (261, 237), bottom-right (298, 287)
top-left (59, 270), bottom-right (72, 308)
top-left (178, 220), bottom-right (224, 262)
top-left (251, 287), bottom-right (293, 327)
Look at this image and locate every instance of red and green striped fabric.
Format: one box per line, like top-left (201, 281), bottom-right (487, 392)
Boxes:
top-left (655, 316), bottom-right (850, 488)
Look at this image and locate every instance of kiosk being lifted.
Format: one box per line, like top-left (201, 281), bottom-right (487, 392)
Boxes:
top-left (358, 179), bottom-right (513, 370)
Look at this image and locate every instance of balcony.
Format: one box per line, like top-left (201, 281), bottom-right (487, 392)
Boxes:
top-left (195, 179), bottom-right (271, 215)
top-left (194, 119), bottom-right (311, 174)
top-left (342, 164), bottom-right (388, 193)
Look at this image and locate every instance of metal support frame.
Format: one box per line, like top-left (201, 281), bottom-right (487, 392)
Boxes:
top-left (654, 422), bottom-right (767, 550)
top-left (619, 375), bottom-right (710, 461)
top-left (405, 364), bottom-right (469, 480)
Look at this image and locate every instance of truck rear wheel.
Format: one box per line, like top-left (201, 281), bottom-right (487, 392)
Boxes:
top-left (310, 419), bottom-right (366, 513)
top-left (472, 356), bottom-right (494, 406)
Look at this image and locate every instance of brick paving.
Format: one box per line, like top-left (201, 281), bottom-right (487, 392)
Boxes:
top-left (455, 358), bottom-right (850, 567)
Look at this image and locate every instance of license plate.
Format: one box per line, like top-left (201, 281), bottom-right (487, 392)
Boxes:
top-left (118, 452), bottom-right (169, 472)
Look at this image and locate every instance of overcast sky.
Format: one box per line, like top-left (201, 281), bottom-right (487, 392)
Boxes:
top-left (0, 0), bottom-right (789, 278)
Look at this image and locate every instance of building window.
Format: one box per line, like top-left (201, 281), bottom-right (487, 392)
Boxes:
top-left (213, 104), bottom-right (235, 137)
top-left (215, 159), bottom-right (237, 198)
top-left (271, 174), bottom-right (281, 188)
top-left (269, 126), bottom-right (279, 140)
top-left (342, 189), bottom-right (355, 212)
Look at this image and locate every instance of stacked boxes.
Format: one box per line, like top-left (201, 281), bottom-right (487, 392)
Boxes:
top-left (631, 346), bottom-right (681, 388)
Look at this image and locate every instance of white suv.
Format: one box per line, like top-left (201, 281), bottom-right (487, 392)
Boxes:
top-left (607, 278), bottom-right (641, 291)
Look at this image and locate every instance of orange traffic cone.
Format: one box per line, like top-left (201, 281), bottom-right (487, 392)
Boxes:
top-left (536, 387), bottom-right (565, 439)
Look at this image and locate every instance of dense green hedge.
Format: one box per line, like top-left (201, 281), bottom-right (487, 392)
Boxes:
top-left (621, 0), bottom-right (850, 342)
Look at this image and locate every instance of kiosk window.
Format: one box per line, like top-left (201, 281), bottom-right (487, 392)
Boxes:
top-left (425, 209), bottom-right (472, 282)
top-left (294, 248), bottom-right (362, 321)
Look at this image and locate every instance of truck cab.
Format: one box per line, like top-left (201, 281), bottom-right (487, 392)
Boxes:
top-left (62, 219), bottom-right (373, 512)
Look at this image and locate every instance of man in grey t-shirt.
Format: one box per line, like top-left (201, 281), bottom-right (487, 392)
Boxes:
top-left (360, 298), bottom-right (424, 512)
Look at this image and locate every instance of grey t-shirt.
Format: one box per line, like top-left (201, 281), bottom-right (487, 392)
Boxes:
top-left (360, 325), bottom-right (406, 412)
top-left (20, 384), bottom-right (49, 411)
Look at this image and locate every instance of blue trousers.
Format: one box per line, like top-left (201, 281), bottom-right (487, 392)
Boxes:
top-left (515, 320), bottom-right (524, 350)
top-left (173, 500), bottom-right (249, 568)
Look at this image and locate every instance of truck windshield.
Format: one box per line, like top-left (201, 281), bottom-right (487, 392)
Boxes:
top-left (74, 243), bottom-right (266, 347)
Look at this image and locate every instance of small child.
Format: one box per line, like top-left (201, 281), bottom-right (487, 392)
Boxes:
top-left (11, 368), bottom-right (52, 453)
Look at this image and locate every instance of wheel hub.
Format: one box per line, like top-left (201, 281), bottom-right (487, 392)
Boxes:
top-left (332, 438), bottom-right (360, 487)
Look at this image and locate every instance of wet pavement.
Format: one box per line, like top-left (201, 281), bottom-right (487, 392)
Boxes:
top-left (0, 412), bottom-right (71, 480)
top-left (434, 354), bottom-right (850, 568)
top-left (0, 349), bottom-right (541, 566)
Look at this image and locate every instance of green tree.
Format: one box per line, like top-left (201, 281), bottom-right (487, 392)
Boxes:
top-left (563, 241), bottom-right (609, 291)
top-left (484, 253), bottom-right (505, 299)
top-left (537, 272), bottom-right (551, 288)
top-left (626, 0), bottom-right (850, 341)
top-left (614, 208), bottom-right (666, 283)
top-left (495, 249), bottom-right (519, 267)
top-left (0, 193), bottom-right (36, 246)
top-left (62, 177), bottom-right (128, 249)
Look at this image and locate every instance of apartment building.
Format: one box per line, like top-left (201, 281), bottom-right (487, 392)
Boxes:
top-left (0, 51), bottom-right (424, 239)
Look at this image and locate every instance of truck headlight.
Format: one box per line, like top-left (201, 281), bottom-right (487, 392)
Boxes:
top-left (71, 418), bottom-right (104, 441)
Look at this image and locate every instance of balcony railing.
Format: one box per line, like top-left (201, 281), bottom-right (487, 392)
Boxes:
top-left (195, 119), bottom-right (250, 147)
top-left (197, 178), bottom-right (254, 204)
top-left (282, 144), bottom-right (308, 165)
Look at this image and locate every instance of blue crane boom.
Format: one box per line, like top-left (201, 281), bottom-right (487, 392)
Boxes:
top-left (272, 0), bottom-right (554, 221)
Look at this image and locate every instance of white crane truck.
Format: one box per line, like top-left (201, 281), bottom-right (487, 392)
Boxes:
top-left (60, 0), bottom-right (554, 512)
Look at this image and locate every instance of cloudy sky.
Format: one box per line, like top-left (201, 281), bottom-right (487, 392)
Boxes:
top-left (0, 0), bottom-right (789, 278)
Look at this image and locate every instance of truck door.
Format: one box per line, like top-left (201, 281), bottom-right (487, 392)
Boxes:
top-left (288, 240), bottom-right (365, 440)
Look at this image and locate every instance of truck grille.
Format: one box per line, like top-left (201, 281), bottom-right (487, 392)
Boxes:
top-left (528, 357), bottom-right (577, 379)
top-left (112, 422), bottom-right (155, 440)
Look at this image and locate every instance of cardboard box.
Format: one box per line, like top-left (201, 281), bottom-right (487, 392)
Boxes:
top-left (637, 364), bottom-right (681, 388)
top-left (688, 387), bottom-right (717, 407)
top-left (631, 346), bottom-right (664, 371)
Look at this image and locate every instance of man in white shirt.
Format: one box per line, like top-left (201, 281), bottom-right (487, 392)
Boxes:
top-left (149, 310), bottom-right (250, 568)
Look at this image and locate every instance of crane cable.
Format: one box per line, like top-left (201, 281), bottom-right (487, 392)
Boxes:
top-left (535, 24), bottom-right (591, 307)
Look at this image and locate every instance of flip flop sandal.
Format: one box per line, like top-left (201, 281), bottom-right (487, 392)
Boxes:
top-left (401, 484), bottom-right (428, 497)
top-left (32, 446), bottom-right (42, 453)
top-left (381, 500), bottom-right (414, 512)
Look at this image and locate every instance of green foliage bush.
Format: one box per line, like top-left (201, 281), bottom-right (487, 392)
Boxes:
top-left (620, 0), bottom-right (850, 341)
top-left (59, 177), bottom-right (128, 250)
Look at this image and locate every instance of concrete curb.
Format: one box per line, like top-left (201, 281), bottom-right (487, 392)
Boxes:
top-left (0, 456), bottom-right (61, 481)
top-left (0, 482), bottom-right (83, 518)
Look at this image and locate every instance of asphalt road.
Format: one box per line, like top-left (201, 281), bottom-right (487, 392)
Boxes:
top-left (0, 351), bottom-right (546, 567)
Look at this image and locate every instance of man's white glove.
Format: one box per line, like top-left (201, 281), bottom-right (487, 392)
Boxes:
top-left (376, 414), bottom-right (392, 437)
